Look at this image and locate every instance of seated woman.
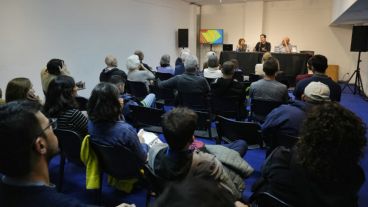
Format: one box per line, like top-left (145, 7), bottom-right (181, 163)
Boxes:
top-left (43, 75), bottom-right (88, 138)
top-left (252, 102), bottom-right (366, 207)
top-left (236, 38), bottom-right (247, 52)
top-left (87, 82), bottom-right (148, 162)
top-left (5, 77), bottom-right (40, 103)
top-left (126, 54), bottom-right (155, 91)
top-left (156, 54), bottom-right (175, 75)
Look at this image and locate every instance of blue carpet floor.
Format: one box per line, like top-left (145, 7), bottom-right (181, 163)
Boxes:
top-left (48, 89), bottom-right (368, 207)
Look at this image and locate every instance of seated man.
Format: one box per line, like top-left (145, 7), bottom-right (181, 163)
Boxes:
top-left (148, 107), bottom-right (253, 200)
top-left (99, 55), bottom-right (127, 82)
top-left (0, 101), bottom-right (88, 206)
top-left (156, 54), bottom-right (175, 75)
top-left (250, 57), bottom-right (289, 103)
top-left (253, 102), bottom-right (366, 207)
top-left (262, 81), bottom-right (330, 149)
top-left (293, 54), bottom-right (341, 101)
top-left (275, 37), bottom-right (296, 53)
top-left (108, 75), bottom-right (156, 122)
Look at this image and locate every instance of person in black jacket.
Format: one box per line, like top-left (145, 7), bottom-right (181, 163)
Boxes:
top-left (99, 55), bottom-right (127, 82)
top-left (254, 34), bottom-right (271, 52)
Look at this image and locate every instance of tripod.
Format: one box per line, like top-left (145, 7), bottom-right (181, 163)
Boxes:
top-left (342, 51), bottom-right (366, 97)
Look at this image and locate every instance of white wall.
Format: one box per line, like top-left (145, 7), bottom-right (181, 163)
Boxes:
top-left (0, 0), bottom-right (195, 98)
top-left (200, 0), bottom-right (368, 95)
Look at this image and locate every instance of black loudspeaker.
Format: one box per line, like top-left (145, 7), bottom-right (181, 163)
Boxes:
top-left (351, 26), bottom-right (368, 52)
top-left (178, 29), bottom-right (188, 48)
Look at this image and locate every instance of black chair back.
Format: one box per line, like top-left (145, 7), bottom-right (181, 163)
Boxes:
top-left (249, 74), bottom-right (261, 82)
top-left (126, 81), bottom-right (149, 100)
top-left (53, 129), bottom-right (84, 192)
top-left (54, 129), bottom-right (84, 165)
top-left (193, 110), bottom-right (215, 140)
top-left (266, 134), bottom-right (300, 157)
top-left (215, 115), bottom-right (262, 147)
top-left (205, 78), bottom-right (216, 85)
top-left (250, 99), bottom-right (283, 123)
top-left (75, 96), bottom-right (88, 111)
top-left (130, 105), bottom-right (165, 133)
top-left (177, 92), bottom-right (210, 112)
top-left (150, 83), bottom-right (176, 106)
top-left (156, 72), bottom-right (173, 81)
top-left (249, 192), bottom-right (293, 207)
top-left (211, 94), bottom-right (247, 121)
top-left (90, 142), bottom-right (144, 179)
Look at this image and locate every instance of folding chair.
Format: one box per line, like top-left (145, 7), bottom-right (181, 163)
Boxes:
top-left (126, 80), bottom-right (149, 101)
top-left (129, 105), bottom-right (165, 133)
top-left (250, 99), bottom-right (283, 123)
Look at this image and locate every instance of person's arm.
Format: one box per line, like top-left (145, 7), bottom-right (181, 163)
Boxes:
top-left (120, 124), bottom-right (148, 162)
top-left (158, 76), bottom-right (177, 89)
top-left (254, 42), bottom-right (260, 52)
top-left (70, 109), bottom-right (88, 137)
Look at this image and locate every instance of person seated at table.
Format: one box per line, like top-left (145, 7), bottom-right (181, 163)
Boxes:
top-left (236, 38), bottom-right (247, 52)
top-left (254, 34), bottom-right (271, 52)
top-left (275, 37), bottom-right (296, 53)
top-left (156, 54), bottom-right (175, 75)
top-left (254, 52), bottom-right (272, 76)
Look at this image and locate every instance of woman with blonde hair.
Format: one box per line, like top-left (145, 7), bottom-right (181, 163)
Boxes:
top-left (5, 77), bottom-right (40, 103)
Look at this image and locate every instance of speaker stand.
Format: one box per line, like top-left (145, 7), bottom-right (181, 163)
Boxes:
top-left (342, 51), bottom-right (367, 99)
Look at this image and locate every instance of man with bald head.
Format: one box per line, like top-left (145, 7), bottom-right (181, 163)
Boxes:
top-left (277, 37), bottom-right (296, 53)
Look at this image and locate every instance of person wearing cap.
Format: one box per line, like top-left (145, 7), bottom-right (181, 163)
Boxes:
top-left (126, 54), bottom-right (155, 90)
top-left (261, 81), bottom-right (331, 148)
top-left (293, 54), bottom-right (341, 101)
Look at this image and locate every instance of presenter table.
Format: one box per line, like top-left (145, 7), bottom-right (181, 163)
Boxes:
top-left (219, 51), bottom-right (311, 85)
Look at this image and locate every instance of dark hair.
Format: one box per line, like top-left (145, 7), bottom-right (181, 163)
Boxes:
top-left (0, 101), bottom-right (42, 177)
top-left (154, 176), bottom-right (235, 207)
top-left (297, 102), bottom-right (367, 182)
top-left (5, 77), bottom-right (32, 103)
top-left (87, 82), bottom-right (122, 122)
top-left (238, 38), bottom-right (245, 45)
top-left (43, 75), bottom-right (78, 117)
top-left (108, 75), bottom-right (126, 85)
top-left (221, 61), bottom-right (235, 76)
top-left (134, 50), bottom-right (144, 61)
top-left (207, 55), bottom-right (219, 68)
top-left (263, 57), bottom-right (279, 76)
top-left (162, 107), bottom-right (197, 150)
top-left (46, 59), bottom-right (64, 75)
top-left (260, 33), bottom-right (267, 38)
top-left (309, 54), bottom-right (328, 73)
top-left (230, 59), bottom-right (239, 69)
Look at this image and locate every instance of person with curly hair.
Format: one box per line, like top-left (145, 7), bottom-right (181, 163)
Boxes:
top-left (252, 102), bottom-right (367, 207)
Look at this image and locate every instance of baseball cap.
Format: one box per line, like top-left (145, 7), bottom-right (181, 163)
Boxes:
top-left (304, 81), bottom-right (331, 102)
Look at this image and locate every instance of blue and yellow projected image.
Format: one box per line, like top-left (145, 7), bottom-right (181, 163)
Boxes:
top-left (200, 29), bottom-right (224, 44)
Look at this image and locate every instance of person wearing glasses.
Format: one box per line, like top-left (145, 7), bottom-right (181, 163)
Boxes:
top-left (43, 75), bottom-right (88, 138)
top-left (0, 101), bottom-right (89, 206)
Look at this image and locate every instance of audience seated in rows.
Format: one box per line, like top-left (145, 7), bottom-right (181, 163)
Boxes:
top-left (87, 82), bottom-right (149, 162)
top-left (134, 50), bottom-right (152, 72)
top-left (262, 81), bottom-right (331, 145)
top-left (293, 54), bottom-right (341, 101)
top-left (154, 176), bottom-right (249, 207)
top-left (99, 55), bottom-right (127, 82)
top-left (156, 54), bottom-right (175, 75)
top-left (174, 50), bottom-right (190, 76)
top-left (254, 52), bottom-right (272, 76)
top-left (250, 57), bottom-right (289, 103)
top-left (148, 107), bottom-right (253, 200)
top-left (108, 75), bottom-right (156, 122)
top-left (5, 77), bottom-right (40, 103)
top-left (43, 75), bottom-right (88, 138)
top-left (0, 101), bottom-right (89, 207)
top-left (41, 59), bottom-right (71, 94)
top-left (158, 54), bottom-right (210, 95)
top-left (126, 54), bottom-right (155, 90)
top-left (202, 51), bottom-right (216, 70)
top-left (252, 102), bottom-right (366, 207)
top-left (203, 54), bottom-right (222, 79)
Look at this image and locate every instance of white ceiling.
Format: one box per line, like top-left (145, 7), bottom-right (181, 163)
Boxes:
top-left (182, 0), bottom-right (292, 5)
top-left (332, 0), bottom-right (368, 25)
